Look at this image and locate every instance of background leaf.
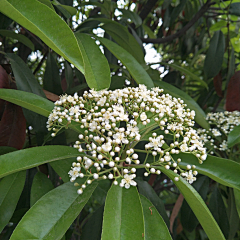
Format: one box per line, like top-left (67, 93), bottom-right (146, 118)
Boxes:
top-left (30, 171), bottom-right (54, 207)
top-left (204, 30), bottom-right (225, 79)
top-left (228, 125), bottom-right (240, 148)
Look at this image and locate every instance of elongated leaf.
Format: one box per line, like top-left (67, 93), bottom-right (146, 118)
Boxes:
top-left (98, 37), bottom-right (154, 89)
top-left (229, 3), bottom-right (240, 16)
top-left (30, 172), bottom-right (54, 206)
top-left (0, 145), bottom-right (80, 179)
top-left (233, 188), bottom-right (240, 218)
top-left (154, 81), bottom-right (209, 129)
top-left (204, 30), bottom-right (225, 79)
top-left (161, 62), bottom-right (208, 89)
top-left (175, 153), bottom-right (240, 191)
top-left (0, 89), bottom-right (54, 117)
top-left (44, 52), bottom-right (62, 95)
top-left (0, 0), bottom-right (84, 73)
top-left (180, 176), bottom-right (209, 232)
top-left (0, 171), bottom-right (26, 233)
top-left (156, 167), bottom-right (225, 240)
top-left (140, 194), bottom-right (172, 240)
top-left (119, 9), bottom-right (142, 27)
top-left (37, 0), bottom-right (55, 10)
top-left (10, 181), bottom-right (97, 240)
top-left (52, 1), bottom-right (77, 16)
top-left (228, 125), bottom-right (240, 148)
top-left (75, 33), bottom-right (111, 90)
top-left (101, 184), bottom-right (144, 240)
top-left (0, 30), bottom-right (34, 50)
top-left (137, 179), bottom-right (169, 227)
top-left (209, 187), bottom-right (229, 238)
top-left (99, 20), bottom-right (144, 64)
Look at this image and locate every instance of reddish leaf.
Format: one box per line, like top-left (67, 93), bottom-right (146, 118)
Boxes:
top-left (0, 65), bottom-right (10, 118)
top-left (43, 89), bottom-right (59, 102)
top-left (170, 194), bottom-right (184, 233)
top-left (61, 78), bottom-right (67, 92)
top-left (213, 72), bottom-right (223, 97)
top-left (226, 71), bottom-right (240, 111)
top-left (148, 174), bottom-right (157, 186)
top-left (0, 102), bottom-right (26, 149)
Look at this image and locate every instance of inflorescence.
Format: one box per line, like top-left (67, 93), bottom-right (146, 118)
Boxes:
top-left (47, 85), bottom-right (207, 194)
top-left (197, 111), bottom-right (240, 153)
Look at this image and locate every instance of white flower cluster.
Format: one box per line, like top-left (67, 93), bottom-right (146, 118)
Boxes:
top-left (47, 85), bottom-right (207, 193)
top-left (198, 111), bottom-right (240, 152)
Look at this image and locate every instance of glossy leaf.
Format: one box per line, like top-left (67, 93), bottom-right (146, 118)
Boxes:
top-left (160, 62), bottom-right (208, 89)
top-left (0, 0), bottom-right (84, 73)
top-left (30, 172), bottom-right (54, 207)
top-left (176, 153), bottom-right (240, 191)
top-left (0, 145), bottom-right (80, 179)
top-left (101, 184), bottom-right (144, 240)
top-left (75, 33), bottom-right (111, 90)
top-left (228, 125), bottom-right (240, 148)
top-left (10, 181), bottom-right (97, 240)
top-left (137, 179), bottom-right (169, 227)
top-left (153, 81), bottom-right (209, 129)
top-left (44, 52), bottom-right (62, 95)
top-left (0, 171), bottom-right (26, 233)
top-left (0, 30), bottom-right (34, 50)
top-left (100, 20), bottom-right (144, 64)
top-left (209, 186), bottom-right (229, 238)
top-left (0, 89), bottom-right (54, 117)
top-left (140, 194), bottom-right (172, 240)
top-left (52, 0), bottom-right (77, 16)
top-left (180, 176), bottom-right (209, 232)
top-left (0, 102), bottom-right (26, 150)
top-left (204, 30), bottom-right (225, 79)
top-left (98, 37), bottom-right (154, 89)
top-left (156, 167), bottom-right (225, 240)
top-left (37, 0), bottom-right (55, 10)
top-left (119, 9), bottom-right (142, 27)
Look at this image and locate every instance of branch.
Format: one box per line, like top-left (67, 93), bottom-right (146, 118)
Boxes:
top-left (141, 0), bottom-right (214, 44)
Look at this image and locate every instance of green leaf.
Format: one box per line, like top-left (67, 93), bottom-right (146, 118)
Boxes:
top-left (209, 186), bottom-right (229, 238)
top-left (97, 37), bottom-right (154, 89)
top-left (170, 0), bottom-right (187, 26)
top-left (50, 158), bottom-right (74, 183)
top-left (160, 62), bottom-right (208, 89)
top-left (204, 30), bottom-right (225, 79)
top-left (10, 181), bottom-right (97, 240)
top-left (176, 153), bottom-right (240, 191)
top-left (75, 33), bottom-right (111, 90)
top-left (37, 0), bottom-right (55, 10)
top-left (0, 171), bottom-right (26, 233)
top-left (228, 125), bottom-right (240, 148)
top-left (64, 61), bottom-right (74, 93)
top-left (119, 9), bottom-right (142, 28)
top-left (180, 176), bottom-right (209, 232)
top-left (229, 3), bottom-right (240, 16)
top-left (52, 0), bottom-right (77, 16)
top-left (30, 172), bottom-right (54, 207)
top-left (100, 20), bottom-right (144, 64)
top-left (81, 206), bottom-right (104, 240)
top-left (0, 89), bottom-right (54, 117)
top-left (0, 146), bottom-right (16, 155)
top-left (101, 185), bottom-right (144, 240)
top-left (136, 179), bottom-right (170, 227)
top-left (226, 47), bottom-right (235, 85)
top-left (153, 81), bottom-right (209, 129)
top-left (157, 167), bottom-right (226, 240)
top-left (142, 24), bottom-right (156, 39)
top-left (233, 188), bottom-right (240, 218)
top-left (140, 194), bottom-right (172, 240)
top-left (44, 52), bottom-right (62, 95)
top-left (0, 0), bottom-right (84, 73)
top-left (0, 30), bottom-right (34, 51)
top-left (0, 145), bottom-right (80, 179)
